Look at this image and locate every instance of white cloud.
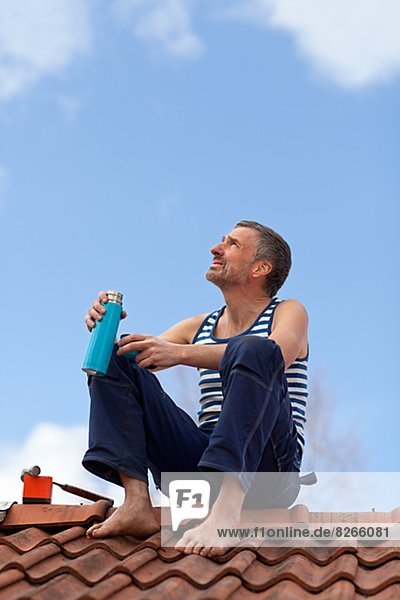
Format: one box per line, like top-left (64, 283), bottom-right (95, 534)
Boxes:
top-left (219, 0), bottom-right (400, 88)
top-left (114, 0), bottom-right (204, 59)
top-left (0, 423), bottom-right (166, 508)
top-left (0, 0), bottom-right (92, 101)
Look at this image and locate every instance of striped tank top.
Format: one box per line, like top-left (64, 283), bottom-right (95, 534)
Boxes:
top-left (192, 297), bottom-right (308, 456)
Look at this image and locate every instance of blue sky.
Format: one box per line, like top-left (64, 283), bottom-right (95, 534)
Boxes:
top-left (0, 0), bottom-right (399, 502)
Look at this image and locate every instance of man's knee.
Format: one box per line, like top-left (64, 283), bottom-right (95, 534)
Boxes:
top-left (225, 335), bottom-right (280, 359)
top-left (220, 335), bottom-right (283, 374)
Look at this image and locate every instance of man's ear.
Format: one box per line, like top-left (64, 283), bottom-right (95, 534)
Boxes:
top-left (252, 261), bottom-right (272, 279)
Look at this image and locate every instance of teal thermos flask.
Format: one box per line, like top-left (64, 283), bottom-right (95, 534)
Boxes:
top-left (82, 290), bottom-right (124, 376)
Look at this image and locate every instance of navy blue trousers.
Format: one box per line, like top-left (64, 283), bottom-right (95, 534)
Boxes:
top-left (82, 336), bottom-right (301, 508)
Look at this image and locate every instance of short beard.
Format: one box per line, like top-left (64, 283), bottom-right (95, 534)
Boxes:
top-left (205, 269), bottom-right (225, 288)
top-left (205, 264), bottom-right (249, 290)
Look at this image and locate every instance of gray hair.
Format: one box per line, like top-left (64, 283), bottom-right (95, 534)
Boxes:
top-left (235, 220), bottom-right (292, 296)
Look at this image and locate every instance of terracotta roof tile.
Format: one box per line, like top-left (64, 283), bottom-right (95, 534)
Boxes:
top-left (4, 542), bottom-right (61, 573)
top-left (232, 579), bottom-right (357, 599)
top-left (255, 545), bottom-right (355, 566)
top-left (28, 574), bottom-right (89, 600)
top-left (0, 569), bottom-right (25, 598)
top-left (112, 547), bottom-right (159, 577)
top-left (62, 535), bottom-right (139, 559)
top-left (0, 576), bottom-right (36, 600)
top-left (355, 560), bottom-right (400, 595)
top-left (27, 548), bottom-right (117, 585)
top-left (356, 546), bottom-right (400, 567)
top-left (111, 575), bottom-right (243, 600)
top-left (0, 545), bottom-right (20, 570)
top-left (242, 553), bottom-right (359, 592)
top-left (133, 549), bottom-right (256, 589)
top-left (0, 503), bottom-right (399, 599)
top-left (366, 584), bottom-right (400, 600)
top-left (79, 573), bottom-right (133, 600)
top-left (0, 528), bottom-right (49, 553)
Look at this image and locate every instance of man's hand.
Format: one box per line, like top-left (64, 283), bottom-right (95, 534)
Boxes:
top-left (84, 290), bottom-right (127, 332)
top-left (117, 334), bottom-right (183, 370)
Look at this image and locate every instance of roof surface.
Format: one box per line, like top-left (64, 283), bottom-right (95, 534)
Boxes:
top-left (0, 501), bottom-right (399, 599)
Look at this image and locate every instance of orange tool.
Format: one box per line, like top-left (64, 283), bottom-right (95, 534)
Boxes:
top-left (21, 467), bottom-right (52, 504)
top-left (20, 466), bottom-right (114, 505)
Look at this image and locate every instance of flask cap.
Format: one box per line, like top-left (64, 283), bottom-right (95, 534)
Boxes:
top-left (106, 290), bottom-right (123, 305)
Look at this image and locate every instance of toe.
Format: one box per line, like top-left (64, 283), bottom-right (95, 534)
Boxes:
top-left (192, 543), bottom-right (204, 555)
top-left (86, 523), bottom-right (102, 538)
top-left (90, 524), bottom-right (104, 538)
top-left (182, 537), bottom-right (196, 554)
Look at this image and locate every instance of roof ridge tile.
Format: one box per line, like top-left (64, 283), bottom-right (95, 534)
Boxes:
top-left (0, 501), bottom-right (112, 531)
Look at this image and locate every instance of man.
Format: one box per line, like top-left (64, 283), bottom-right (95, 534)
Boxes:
top-left (82, 220), bottom-right (309, 557)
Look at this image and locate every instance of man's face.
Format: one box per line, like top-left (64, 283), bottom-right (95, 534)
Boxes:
top-left (205, 227), bottom-right (260, 290)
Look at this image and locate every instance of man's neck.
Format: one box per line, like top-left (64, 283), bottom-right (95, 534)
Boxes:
top-left (221, 288), bottom-right (272, 330)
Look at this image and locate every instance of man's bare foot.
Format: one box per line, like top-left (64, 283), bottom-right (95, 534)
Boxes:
top-left (86, 472), bottom-right (159, 539)
top-left (87, 500), bottom-right (159, 538)
top-left (175, 474), bottom-right (245, 558)
top-left (175, 508), bottom-right (236, 557)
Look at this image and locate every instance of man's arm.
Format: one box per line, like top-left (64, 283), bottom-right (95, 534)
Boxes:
top-left (117, 300), bottom-right (308, 371)
top-left (158, 314), bottom-right (208, 344)
top-left (269, 299), bottom-right (309, 368)
top-left (117, 314), bottom-right (226, 371)
top-left (160, 315), bottom-right (227, 370)
top-left (177, 299), bottom-right (309, 371)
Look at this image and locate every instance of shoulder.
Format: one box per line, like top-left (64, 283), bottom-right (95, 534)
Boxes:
top-left (275, 298), bottom-right (308, 315)
top-left (182, 313), bottom-right (210, 332)
top-left (272, 299), bottom-right (309, 328)
top-left (271, 299), bottom-right (309, 360)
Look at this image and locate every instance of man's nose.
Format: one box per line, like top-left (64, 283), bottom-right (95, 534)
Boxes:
top-left (211, 243), bottom-right (223, 255)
